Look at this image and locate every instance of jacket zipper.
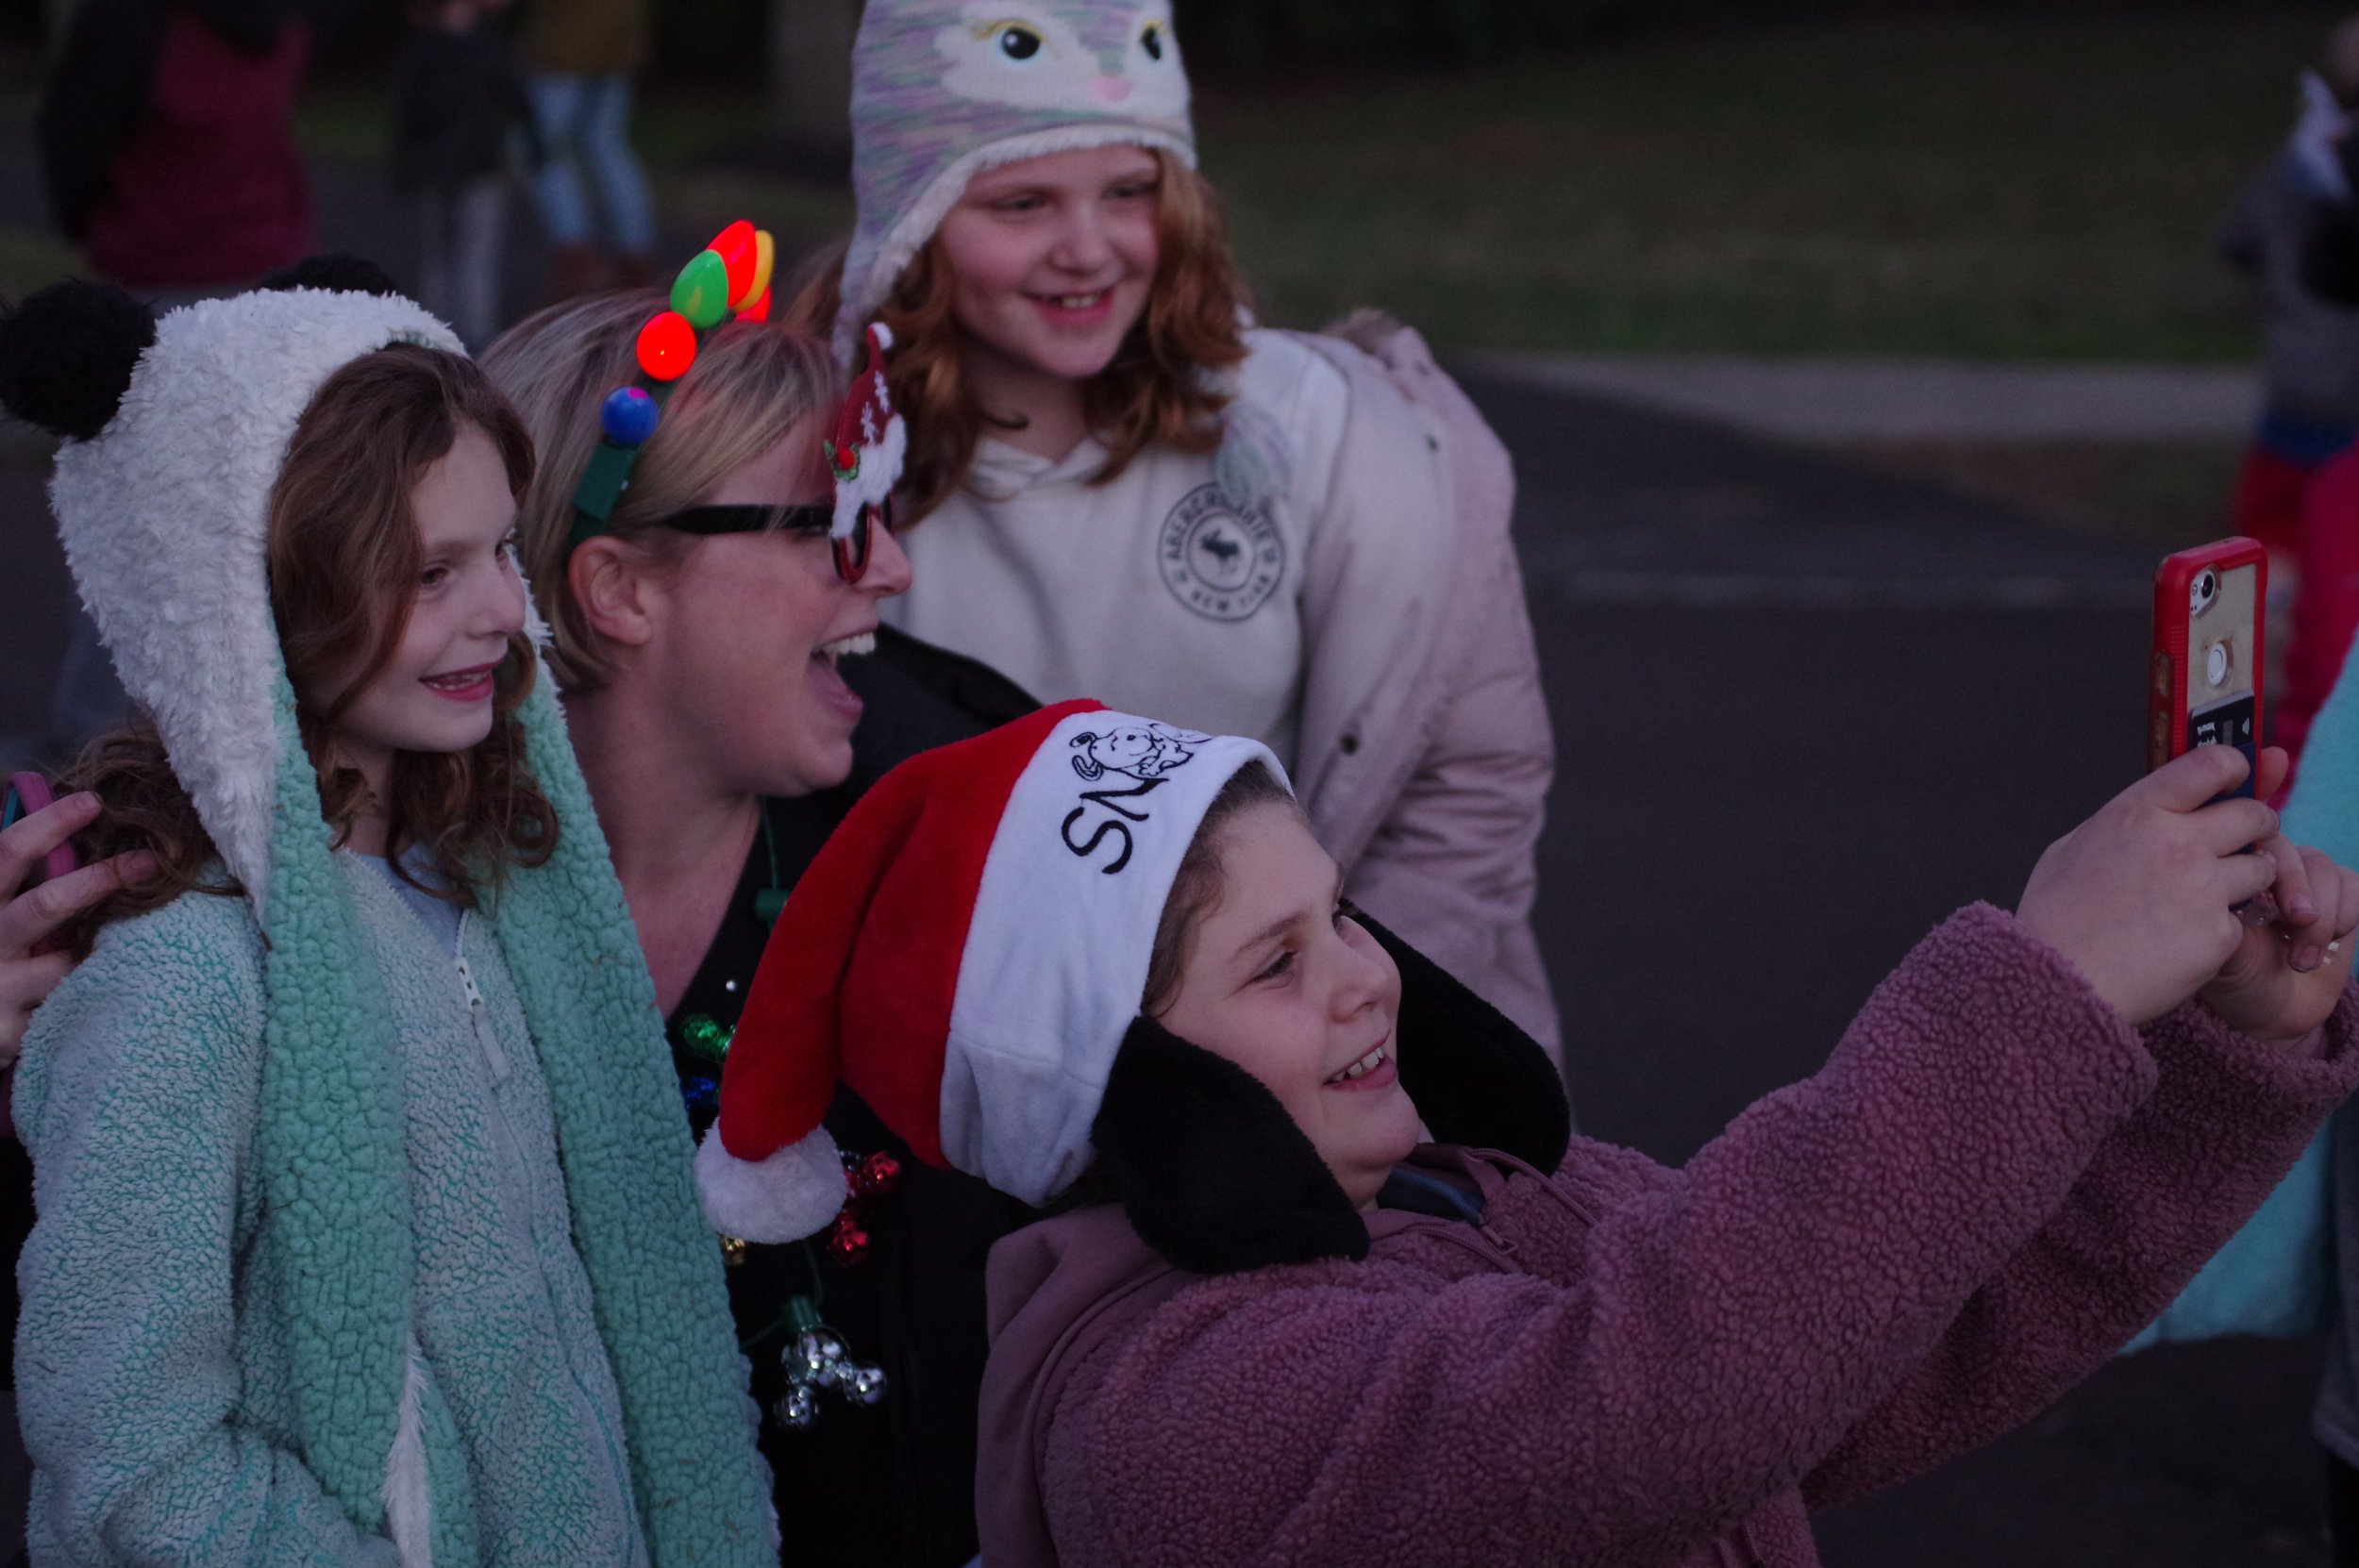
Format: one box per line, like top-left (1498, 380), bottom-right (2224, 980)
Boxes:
top-left (452, 921), bottom-right (510, 1085)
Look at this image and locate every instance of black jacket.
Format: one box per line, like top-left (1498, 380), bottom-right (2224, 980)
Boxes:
top-left (673, 627), bottom-right (1042, 1568)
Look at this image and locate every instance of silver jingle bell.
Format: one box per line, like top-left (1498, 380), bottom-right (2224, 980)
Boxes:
top-left (790, 1328), bottom-right (848, 1388)
top-left (774, 1385), bottom-right (819, 1430)
top-left (842, 1364), bottom-right (889, 1407)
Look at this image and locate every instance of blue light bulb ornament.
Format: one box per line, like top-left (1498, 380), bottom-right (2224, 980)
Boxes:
top-left (601, 386), bottom-right (661, 447)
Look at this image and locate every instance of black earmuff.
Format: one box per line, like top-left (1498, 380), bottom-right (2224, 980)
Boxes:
top-left (0, 280), bottom-right (156, 442)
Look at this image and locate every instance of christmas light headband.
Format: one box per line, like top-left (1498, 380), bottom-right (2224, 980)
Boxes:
top-left (566, 223), bottom-right (910, 586)
top-left (567, 220), bottom-right (778, 554)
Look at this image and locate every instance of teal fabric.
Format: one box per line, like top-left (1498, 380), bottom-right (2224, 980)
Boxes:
top-left (14, 675), bottom-right (774, 1567)
top-left (2118, 1128), bottom-right (2333, 1347)
top-left (2124, 663), bottom-right (2359, 1352)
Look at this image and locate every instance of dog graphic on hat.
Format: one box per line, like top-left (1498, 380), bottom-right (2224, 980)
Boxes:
top-left (1069, 722), bottom-right (1206, 783)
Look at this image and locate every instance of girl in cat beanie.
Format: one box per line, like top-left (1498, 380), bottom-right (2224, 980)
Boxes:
top-left (795, 2), bottom-right (1564, 1058)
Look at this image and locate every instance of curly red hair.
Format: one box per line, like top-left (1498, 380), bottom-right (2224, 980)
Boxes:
top-left (788, 149), bottom-right (1252, 525)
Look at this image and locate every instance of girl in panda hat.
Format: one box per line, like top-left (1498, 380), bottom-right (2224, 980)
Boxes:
top-left (703, 704), bottom-right (2359, 1568)
top-left (784, 0), bottom-right (1560, 1055)
top-left (0, 270), bottom-right (774, 1567)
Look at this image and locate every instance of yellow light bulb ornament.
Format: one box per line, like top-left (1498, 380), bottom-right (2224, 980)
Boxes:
top-left (736, 230), bottom-right (776, 311)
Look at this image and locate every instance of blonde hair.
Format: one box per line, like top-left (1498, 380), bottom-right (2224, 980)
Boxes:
top-left (481, 292), bottom-right (840, 690)
top-left (786, 149), bottom-right (1250, 525)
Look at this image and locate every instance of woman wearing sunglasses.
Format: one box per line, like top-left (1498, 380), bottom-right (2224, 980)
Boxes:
top-left (483, 285), bottom-right (1037, 1568)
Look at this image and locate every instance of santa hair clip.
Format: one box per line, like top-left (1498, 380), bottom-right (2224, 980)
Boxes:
top-left (568, 220), bottom-right (777, 553)
top-left (825, 324), bottom-right (906, 585)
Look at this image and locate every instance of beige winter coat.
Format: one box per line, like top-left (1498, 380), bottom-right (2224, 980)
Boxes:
top-left (889, 322), bottom-right (1559, 1049)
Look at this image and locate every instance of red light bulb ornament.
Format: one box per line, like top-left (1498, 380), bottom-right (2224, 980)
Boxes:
top-left (570, 221), bottom-right (777, 552)
top-left (634, 311), bottom-right (697, 382)
top-left (711, 220), bottom-right (758, 303)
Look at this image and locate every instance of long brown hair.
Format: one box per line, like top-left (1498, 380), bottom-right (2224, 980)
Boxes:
top-left (788, 149), bottom-right (1252, 525)
top-left (59, 344), bottom-right (558, 952)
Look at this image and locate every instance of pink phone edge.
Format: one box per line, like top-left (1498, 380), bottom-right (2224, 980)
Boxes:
top-left (7, 771), bottom-right (81, 886)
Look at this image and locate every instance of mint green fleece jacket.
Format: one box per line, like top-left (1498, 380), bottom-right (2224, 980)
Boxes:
top-left (12, 694), bottom-right (776, 1568)
top-left (14, 844), bottom-right (771, 1567)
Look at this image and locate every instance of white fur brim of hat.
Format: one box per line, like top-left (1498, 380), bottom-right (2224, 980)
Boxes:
top-left (47, 290), bottom-right (463, 925)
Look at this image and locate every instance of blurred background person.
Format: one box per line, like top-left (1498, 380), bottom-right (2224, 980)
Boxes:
top-left (523, 0), bottom-right (656, 296)
top-left (393, 0), bottom-right (538, 349)
top-left (31, 0), bottom-right (361, 759)
top-left (2220, 13), bottom-right (2359, 757)
top-left (37, 0), bottom-right (317, 308)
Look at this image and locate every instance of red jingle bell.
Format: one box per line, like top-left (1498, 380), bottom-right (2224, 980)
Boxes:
top-left (828, 1219), bottom-right (872, 1267)
top-left (856, 1152), bottom-right (903, 1199)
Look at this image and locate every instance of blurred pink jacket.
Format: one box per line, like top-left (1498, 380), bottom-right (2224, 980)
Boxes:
top-left (979, 906), bottom-right (2359, 1568)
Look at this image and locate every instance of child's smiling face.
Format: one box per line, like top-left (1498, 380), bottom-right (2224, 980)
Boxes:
top-left (936, 143), bottom-right (1163, 389)
top-left (1154, 803), bottom-right (1420, 1209)
top-left (321, 424), bottom-right (527, 796)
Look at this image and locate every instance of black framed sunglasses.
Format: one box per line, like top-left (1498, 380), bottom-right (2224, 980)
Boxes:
top-left (658, 494), bottom-right (891, 584)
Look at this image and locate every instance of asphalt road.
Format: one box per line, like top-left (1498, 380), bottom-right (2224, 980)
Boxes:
top-left (0, 128), bottom-right (2335, 1560)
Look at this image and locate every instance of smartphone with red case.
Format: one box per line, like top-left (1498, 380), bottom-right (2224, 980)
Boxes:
top-left (2151, 539), bottom-right (2267, 797)
top-left (3, 771), bottom-right (80, 893)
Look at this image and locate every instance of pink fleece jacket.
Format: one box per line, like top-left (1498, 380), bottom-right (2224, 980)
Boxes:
top-left (978, 906), bottom-right (2359, 1568)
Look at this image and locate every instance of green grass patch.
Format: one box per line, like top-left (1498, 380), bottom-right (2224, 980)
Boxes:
top-left (293, 11), bottom-right (2342, 359)
top-left (1196, 12), bottom-right (2337, 359)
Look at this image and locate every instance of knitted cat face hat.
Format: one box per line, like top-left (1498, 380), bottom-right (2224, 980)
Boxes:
top-left (837, 0), bottom-right (1195, 359)
top-left (699, 701), bottom-right (1573, 1276)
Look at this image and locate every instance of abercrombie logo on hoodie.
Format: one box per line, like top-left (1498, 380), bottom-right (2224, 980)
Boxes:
top-left (1061, 723), bottom-right (1207, 875)
top-left (1158, 484), bottom-right (1284, 622)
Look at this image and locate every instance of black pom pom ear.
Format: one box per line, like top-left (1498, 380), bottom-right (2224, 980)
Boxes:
top-left (0, 280), bottom-right (155, 442)
top-left (1093, 1016), bottom-right (1369, 1276)
top-left (260, 254), bottom-right (401, 298)
top-left (1357, 909), bottom-right (1572, 1173)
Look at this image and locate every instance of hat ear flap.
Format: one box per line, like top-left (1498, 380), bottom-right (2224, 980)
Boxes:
top-left (1093, 1016), bottom-right (1369, 1276)
top-left (0, 280), bottom-right (155, 442)
top-left (1357, 908), bottom-right (1571, 1172)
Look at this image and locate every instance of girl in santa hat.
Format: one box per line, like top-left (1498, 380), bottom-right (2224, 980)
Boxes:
top-left (702, 702), bottom-right (2359, 1568)
top-left (0, 265), bottom-right (775, 1568)
top-left (784, 0), bottom-right (1560, 1056)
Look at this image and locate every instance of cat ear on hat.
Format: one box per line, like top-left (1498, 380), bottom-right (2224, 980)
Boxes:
top-left (1092, 1015), bottom-right (1370, 1276)
top-left (0, 280), bottom-right (155, 442)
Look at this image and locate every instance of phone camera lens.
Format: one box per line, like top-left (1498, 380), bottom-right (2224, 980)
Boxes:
top-left (2191, 571), bottom-right (2218, 617)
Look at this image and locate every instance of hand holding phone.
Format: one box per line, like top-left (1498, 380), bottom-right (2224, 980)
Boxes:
top-left (2150, 540), bottom-right (2267, 792)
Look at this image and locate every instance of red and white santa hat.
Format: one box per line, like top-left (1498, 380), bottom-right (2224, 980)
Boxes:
top-left (697, 700), bottom-right (1287, 1242)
